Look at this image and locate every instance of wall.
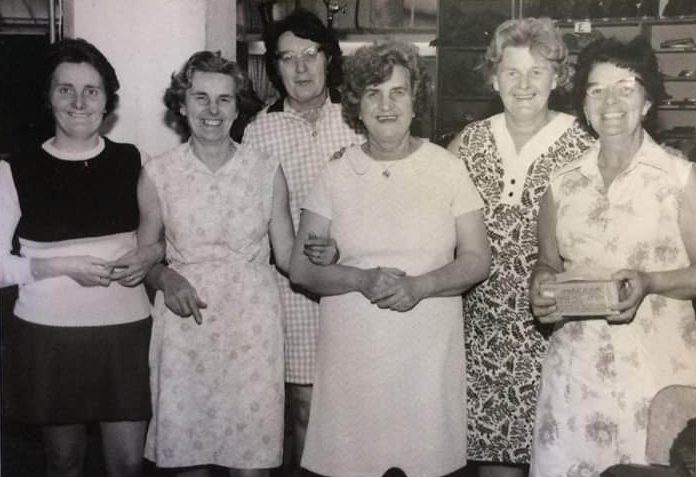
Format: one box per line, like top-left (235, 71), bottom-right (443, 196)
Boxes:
top-left (62, 0), bottom-right (235, 156)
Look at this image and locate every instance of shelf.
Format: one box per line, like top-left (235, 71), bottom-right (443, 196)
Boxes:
top-left (555, 16), bottom-right (696, 27)
top-left (663, 77), bottom-right (696, 82)
top-left (656, 48), bottom-right (696, 54)
top-left (659, 104), bottom-right (696, 110)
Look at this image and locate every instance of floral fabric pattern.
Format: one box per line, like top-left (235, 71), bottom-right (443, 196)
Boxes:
top-left (143, 142), bottom-right (284, 468)
top-left (530, 135), bottom-right (696, 476)
top-left (456, 113), bottom-right (594, 463)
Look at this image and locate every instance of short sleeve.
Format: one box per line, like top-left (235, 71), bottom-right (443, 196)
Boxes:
top-left (302, 164), bottom-right (333, 220)
top-left (450, 159), bottom-right (484, 217)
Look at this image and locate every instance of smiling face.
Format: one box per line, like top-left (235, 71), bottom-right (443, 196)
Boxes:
top-left (583, 62), bottom-right (652, 141)
top-left (277, 31), bottom-right (328, 111)
top-left (50, 62), bottom-right (107, 144)
top-left (493, 46), bottom-right (558, 122)
top-left (181, 71), bottom-right (238, 146)
top-left (360, 64), bottom-right (414, 146)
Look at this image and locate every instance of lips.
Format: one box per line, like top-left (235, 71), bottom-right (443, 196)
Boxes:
top-left (201, 119), bottom-right (223, 126)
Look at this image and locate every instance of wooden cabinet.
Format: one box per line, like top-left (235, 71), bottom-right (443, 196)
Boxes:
top-left (434, 1), bottom-right (696, 159)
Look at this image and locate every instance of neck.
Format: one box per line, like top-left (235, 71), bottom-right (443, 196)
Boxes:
top-left (287, 89), bottom-right (328, 112)
top-left (504, 108), bottom-right (552, 138)
top-left (599, 128), bottom-right (644, 171)
top-left (365, 132), bottom-right (415, 161)
top-left (190, 136), bottom-right (234, 166)
top-left (52, 131), bottom-right (100, 153)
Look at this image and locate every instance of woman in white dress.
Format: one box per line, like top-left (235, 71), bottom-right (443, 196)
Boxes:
top-left (529, 37), bottom-right (696, 475)
top-left (290, 40), bottom-right (491, 477)
top-left (136, 51), bottom-right (335, 477)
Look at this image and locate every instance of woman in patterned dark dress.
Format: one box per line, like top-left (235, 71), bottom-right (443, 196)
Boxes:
top-left (448, 18), bottom-right (594, 477)
top-left (0, 38), bottom-right (161, 477)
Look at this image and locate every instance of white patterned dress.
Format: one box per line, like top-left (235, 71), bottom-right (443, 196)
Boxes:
top-left (530, 135), bottom-right (696, 476)
top-left (144, 142), bottom-right (284, 468)
top-left (455, 112), bottom-right (594, 463)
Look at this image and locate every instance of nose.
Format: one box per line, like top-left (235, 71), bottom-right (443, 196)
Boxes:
top-left (295, 58), bottom-right (308, 73)
top-left (72, 92), bottom-right (85, 109)
top-left (518, 73), bottom-right (530, 89)
top-left (208, 100), bottom-right (219, 115)
top-left (604, 86), bottom-right (619, 104)
top-left (378, 93), bottom-right (391, 111)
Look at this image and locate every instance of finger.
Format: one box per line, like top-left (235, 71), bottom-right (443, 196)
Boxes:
top-left (304, 238), bottom-right (331, 247)
top-left (538, 313), bottom-right (563, 325)
top-left (189, 298), bottom-right (204, 325)
top-left (381, 267), bottom-right (406, 276)
top-left (170, 296), bottom-right (190, 318)
top-left (370, 286), bottom-right (398, 304)
top-left (532, 304), bottom-right (557, 318)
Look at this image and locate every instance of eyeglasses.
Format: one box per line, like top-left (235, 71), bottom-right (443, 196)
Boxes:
top-left (586, 76), bottom-right (644, 100)
top-left (276, 45), bottom-right (323, 66)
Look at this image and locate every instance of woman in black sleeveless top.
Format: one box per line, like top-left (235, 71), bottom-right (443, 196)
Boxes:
top-left (0, 38), bottom-right (161, 477)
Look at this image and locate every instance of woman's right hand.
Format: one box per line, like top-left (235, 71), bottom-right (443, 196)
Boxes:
top-left (59, 255), bottom-right (113, 287)
top-left (159, 269), bottom-right (207, 325)
top-left (529, 265), bottom-right (560, 324)
top-left (358, 267), bottom-right (406, 302)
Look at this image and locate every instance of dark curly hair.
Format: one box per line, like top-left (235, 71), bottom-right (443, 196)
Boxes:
top-left (340, 40), bottom-right (432, 135)
top-left (263, 8), bottom-right (343, 99)
top-left (44, 37), bottom-right (120, 115)
top-left (164, 50), bottom-right (262, 141)
top-left (573, 36), bottom-right (666, 134)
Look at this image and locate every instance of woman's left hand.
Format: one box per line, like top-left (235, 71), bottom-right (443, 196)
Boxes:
top-left (303, 233), bottom-right (339, 266)
top-left (109, 243), bottom-right (163, 287)
top-left (372, 276), bottom-right (423, 312)
top-left (609, 269), bottom-right (650, 323)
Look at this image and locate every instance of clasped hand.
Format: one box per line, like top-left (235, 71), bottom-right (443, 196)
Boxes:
top-left (360, 267), bottom-right (422, 312)
top-left (108, 244), bottom-right (163, 287)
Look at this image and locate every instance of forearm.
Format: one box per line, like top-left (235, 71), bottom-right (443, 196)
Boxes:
top-left (290, 262), bottom-right (366, 297)
top-left (645, 265), bottom-right (696, 300)
top-left (415, 251), bottom-right (490, 299)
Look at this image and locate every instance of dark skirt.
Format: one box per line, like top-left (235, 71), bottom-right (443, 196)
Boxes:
top-left (3, 315), bottom-right (152, 425)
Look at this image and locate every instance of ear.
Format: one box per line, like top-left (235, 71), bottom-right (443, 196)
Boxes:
top-left (551, 73), bottom-right (558, 91)
top-left (180, 104), bottom-right (187, 117)
top-left (642, 99), bottom-right (652, 117)
top-left (492, 76), bottom-right (500, 92)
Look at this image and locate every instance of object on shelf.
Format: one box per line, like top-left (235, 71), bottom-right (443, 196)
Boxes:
top-left (563, 30), bottom-right (605, 50)
top-left (662, 0), bottom-right (696, 17)
top-left (660, 38), bottom-right (696, 49)
top-left (677, 69), bottom-right (696, 78)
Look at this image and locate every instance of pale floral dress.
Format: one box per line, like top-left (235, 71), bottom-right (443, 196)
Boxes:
top-left (144, 142), bottom-right (284, 469)
top-left (530, 134), bottom-right (696, 476)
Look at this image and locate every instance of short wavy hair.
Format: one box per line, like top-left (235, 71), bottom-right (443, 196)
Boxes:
top-left (164, 51), bottom-right (262, 140)
top-left (263, 8), bottom-right (343, 99)
top-left (573, 36), bottom-right (665, 132)
top-left (341, 40), bottom-right (432, 135)
top-left (483, 17), bottom-right (571, 89)
top-left (44, 37), bottom-right (120, 115)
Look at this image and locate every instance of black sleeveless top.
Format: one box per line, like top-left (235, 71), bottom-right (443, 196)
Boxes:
top-left (10, 138), bottom-right (141, 242)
